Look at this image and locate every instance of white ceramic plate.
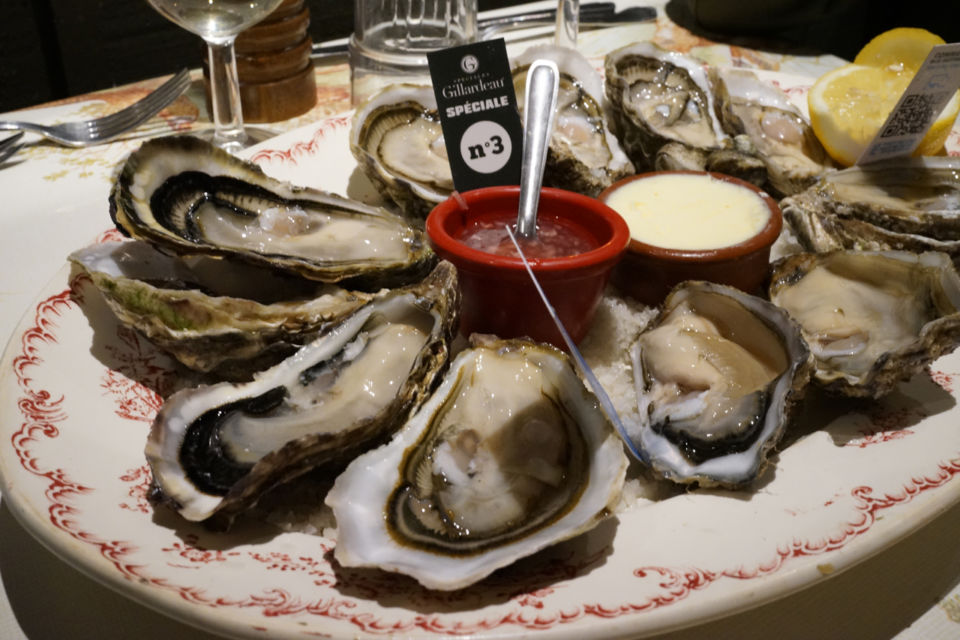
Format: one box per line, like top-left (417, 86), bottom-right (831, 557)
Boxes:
top-left (3, 84), bottom-right (960, 639)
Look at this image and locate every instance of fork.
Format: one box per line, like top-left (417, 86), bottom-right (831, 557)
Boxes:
top-left (478, 6), bottom-right (657, 41)
top-left (0, 132), bottom-right (24, 164)
top-left (474, 2), bottom-right (616, 39)
top-left (310, 2), bottom-right (617, 57)
top-left (0, 68), bottom-right (191, 148)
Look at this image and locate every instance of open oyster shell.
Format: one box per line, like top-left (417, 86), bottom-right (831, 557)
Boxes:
top-left (781, 157), bottom-right (960, 261)
top-left (605, 42), bottom-right (723, 163)
top-left (603, 42), bottom-right (766, 185)
top-left (110, 135), bottom-right (434, 289)
top-left (69, 240), bottom-right (374, 378)
top-left (326, 337), bottom-right (628, 591)
top-left (511, 44), bottom-right (633, 196)
top-left (350, 84), bottom-right (453, 218)
top-left (708, 67), bottom-right (832, 197)
top-left (627, 281), bottom-right (813, 487)
top-left (769, 250), bottom-right (960, 398)
top-left (146, 261), bottom-right (459, 528)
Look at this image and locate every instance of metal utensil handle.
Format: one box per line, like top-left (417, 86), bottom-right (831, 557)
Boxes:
top-left (516, 59), bottom-right (560, 239)
top-left (479, 2), bottom-right (612, 31)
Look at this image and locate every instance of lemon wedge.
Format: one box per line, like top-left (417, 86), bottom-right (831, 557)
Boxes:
top-left (808, 27), bottom-right (960, 167)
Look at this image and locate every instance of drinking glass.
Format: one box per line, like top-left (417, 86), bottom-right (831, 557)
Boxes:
top-left (146, 0), bottom-right (285, 152)
top-left (350, 0), bottom-right (477, 106)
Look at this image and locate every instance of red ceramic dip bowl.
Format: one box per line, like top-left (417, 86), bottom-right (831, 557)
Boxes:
top-left (426, 186), bottom-right (630, 348)
top-left (598, 171), bottom-right (782, 306)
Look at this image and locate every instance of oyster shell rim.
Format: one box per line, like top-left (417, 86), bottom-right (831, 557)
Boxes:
top-left (627, 280), bottom-right (814, 487)
top-left (109, 135), bottom-right (436, 289)
top-left (325, 337), bottom-right (628, 591)
top-left (145, 261), bottom-right (460, 528)
top-left (768, 249), bottom-right (960, 398)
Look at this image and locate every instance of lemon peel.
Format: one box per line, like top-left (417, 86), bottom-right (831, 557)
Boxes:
top-left (853, 27), bottom-right (945, 71)
top-left (808, 27), bottom-right (959, 167)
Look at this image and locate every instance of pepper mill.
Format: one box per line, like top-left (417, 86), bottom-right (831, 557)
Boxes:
top-left (233, 0), bottom-right (318, 122)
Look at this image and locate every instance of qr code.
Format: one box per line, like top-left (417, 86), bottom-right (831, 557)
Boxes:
top-left (881, 92), bottom-right (951, 137)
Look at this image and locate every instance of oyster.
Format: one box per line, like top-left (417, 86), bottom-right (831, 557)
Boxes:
top-left (605, 42), bottom-right (723, 163)
top-left (511, 45), bottom-right (633, 196)
top-left (782, 157), bottom-right (960, 260)
top-left (69, 240), bottom-right (373, 377)
top-left (146, 261), bottom-right (459, 526)
top-left (603, 42), bottom-right (766, 184)
top-left (350, 84), bottom-right (453, 218)
top-left (656, 138), bottom-right (766, 187)
top-left (110, 135), bottom-right (434, 289)
top-left (769, 250), bottom-right (960, 398)
top-left (326, 337), bottom-right (628, 591)
top-left (708, 67), bottom-right (832, 197)
top-left (628, 281), bottom-right (813, 487)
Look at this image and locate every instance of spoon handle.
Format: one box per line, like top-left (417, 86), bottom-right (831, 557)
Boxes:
top-left (516, 60), bottom-right (560, 239)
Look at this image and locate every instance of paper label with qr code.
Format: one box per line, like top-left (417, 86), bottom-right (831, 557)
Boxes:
top-left (857, 43), bottom-right (960, 165)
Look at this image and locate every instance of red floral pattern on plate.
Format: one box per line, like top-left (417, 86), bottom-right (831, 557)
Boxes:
top-left (930, 368), bottom-right (955, 393)
top-left (119, 464), bottom-right (152, 514)
top-left (4, 109), bottom-right (960, 638)
top-left (248, 116), bottom-right (350, 166)
top-left (7, 271), bottom-right (960, 638)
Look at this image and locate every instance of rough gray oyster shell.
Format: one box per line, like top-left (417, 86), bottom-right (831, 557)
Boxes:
top-left (627, 281), bottom-right (813, 487)
top-left (603, 42), bottom-right (767, 185)
top-left (69, 240), bottom-right (374, 378)
top-left (146, 261), bottom-right (459, 528)
top-left (708, 67), bottom-right (833, 197)
top-left (781, 157), bottom-right (960, 261)
top-left (325, 336), bottom-right (627, 591)
top-left (110, 135), bottom-right (434, 289)
top-left (769, 250), bottom-right (960, 398)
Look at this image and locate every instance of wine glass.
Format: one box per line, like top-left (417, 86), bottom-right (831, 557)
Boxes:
top-left (146, 0), bottom-right (285, 152)
top-left (556, 0), bottom-right (580, 48)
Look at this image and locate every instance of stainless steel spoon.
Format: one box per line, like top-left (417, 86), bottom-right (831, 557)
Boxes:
top-left (516, 59), bottom-right (559, 239)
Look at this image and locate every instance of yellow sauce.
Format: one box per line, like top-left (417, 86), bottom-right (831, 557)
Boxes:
top-left (604, 174), bottom-right (770, 250)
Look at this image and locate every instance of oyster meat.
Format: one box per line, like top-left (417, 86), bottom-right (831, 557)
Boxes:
top-left (326, 337), bottom-right (628, 591)
top-left (146, 261), bottom-right (459, 527)
top-left (769, 250), bottom-right (960, 398)
top-left (110, 135), bottom-right (434, 289)
top-left (708, 67), bottom-right (833, 197)
top-left (628, 281), bottom-right (812, 486)
top-left (69, 240), bottom-right (374, 377)
top-left (782, 157), bottom-right (960, 260)
top-left (512, 45), bottom-right (633, 196)
top-left (350, 84), bottom-right (453, 218)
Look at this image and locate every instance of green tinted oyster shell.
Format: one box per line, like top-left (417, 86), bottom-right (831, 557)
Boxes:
top-left (69, 240), bottom-right (374, 378)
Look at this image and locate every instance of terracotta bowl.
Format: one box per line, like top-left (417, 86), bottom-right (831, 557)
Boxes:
top-left (598, 171), bottom-right (782, 306)
top-left (426, 186), bottom-right (630, 348)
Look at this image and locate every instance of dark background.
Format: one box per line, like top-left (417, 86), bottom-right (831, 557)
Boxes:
top-left (3, 0), bottom-right (958, 114)
top-left (0, 0), bottom-right (525, 113)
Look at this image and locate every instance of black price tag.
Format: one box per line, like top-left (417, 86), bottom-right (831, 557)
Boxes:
top-left (427, 39), bottom-right (523, 192)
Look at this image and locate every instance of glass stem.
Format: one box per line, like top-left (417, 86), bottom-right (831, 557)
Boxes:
top-left (207, 38), bottom-right (246, 152)
top-left (555, 0), bottom-right (579, 48)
